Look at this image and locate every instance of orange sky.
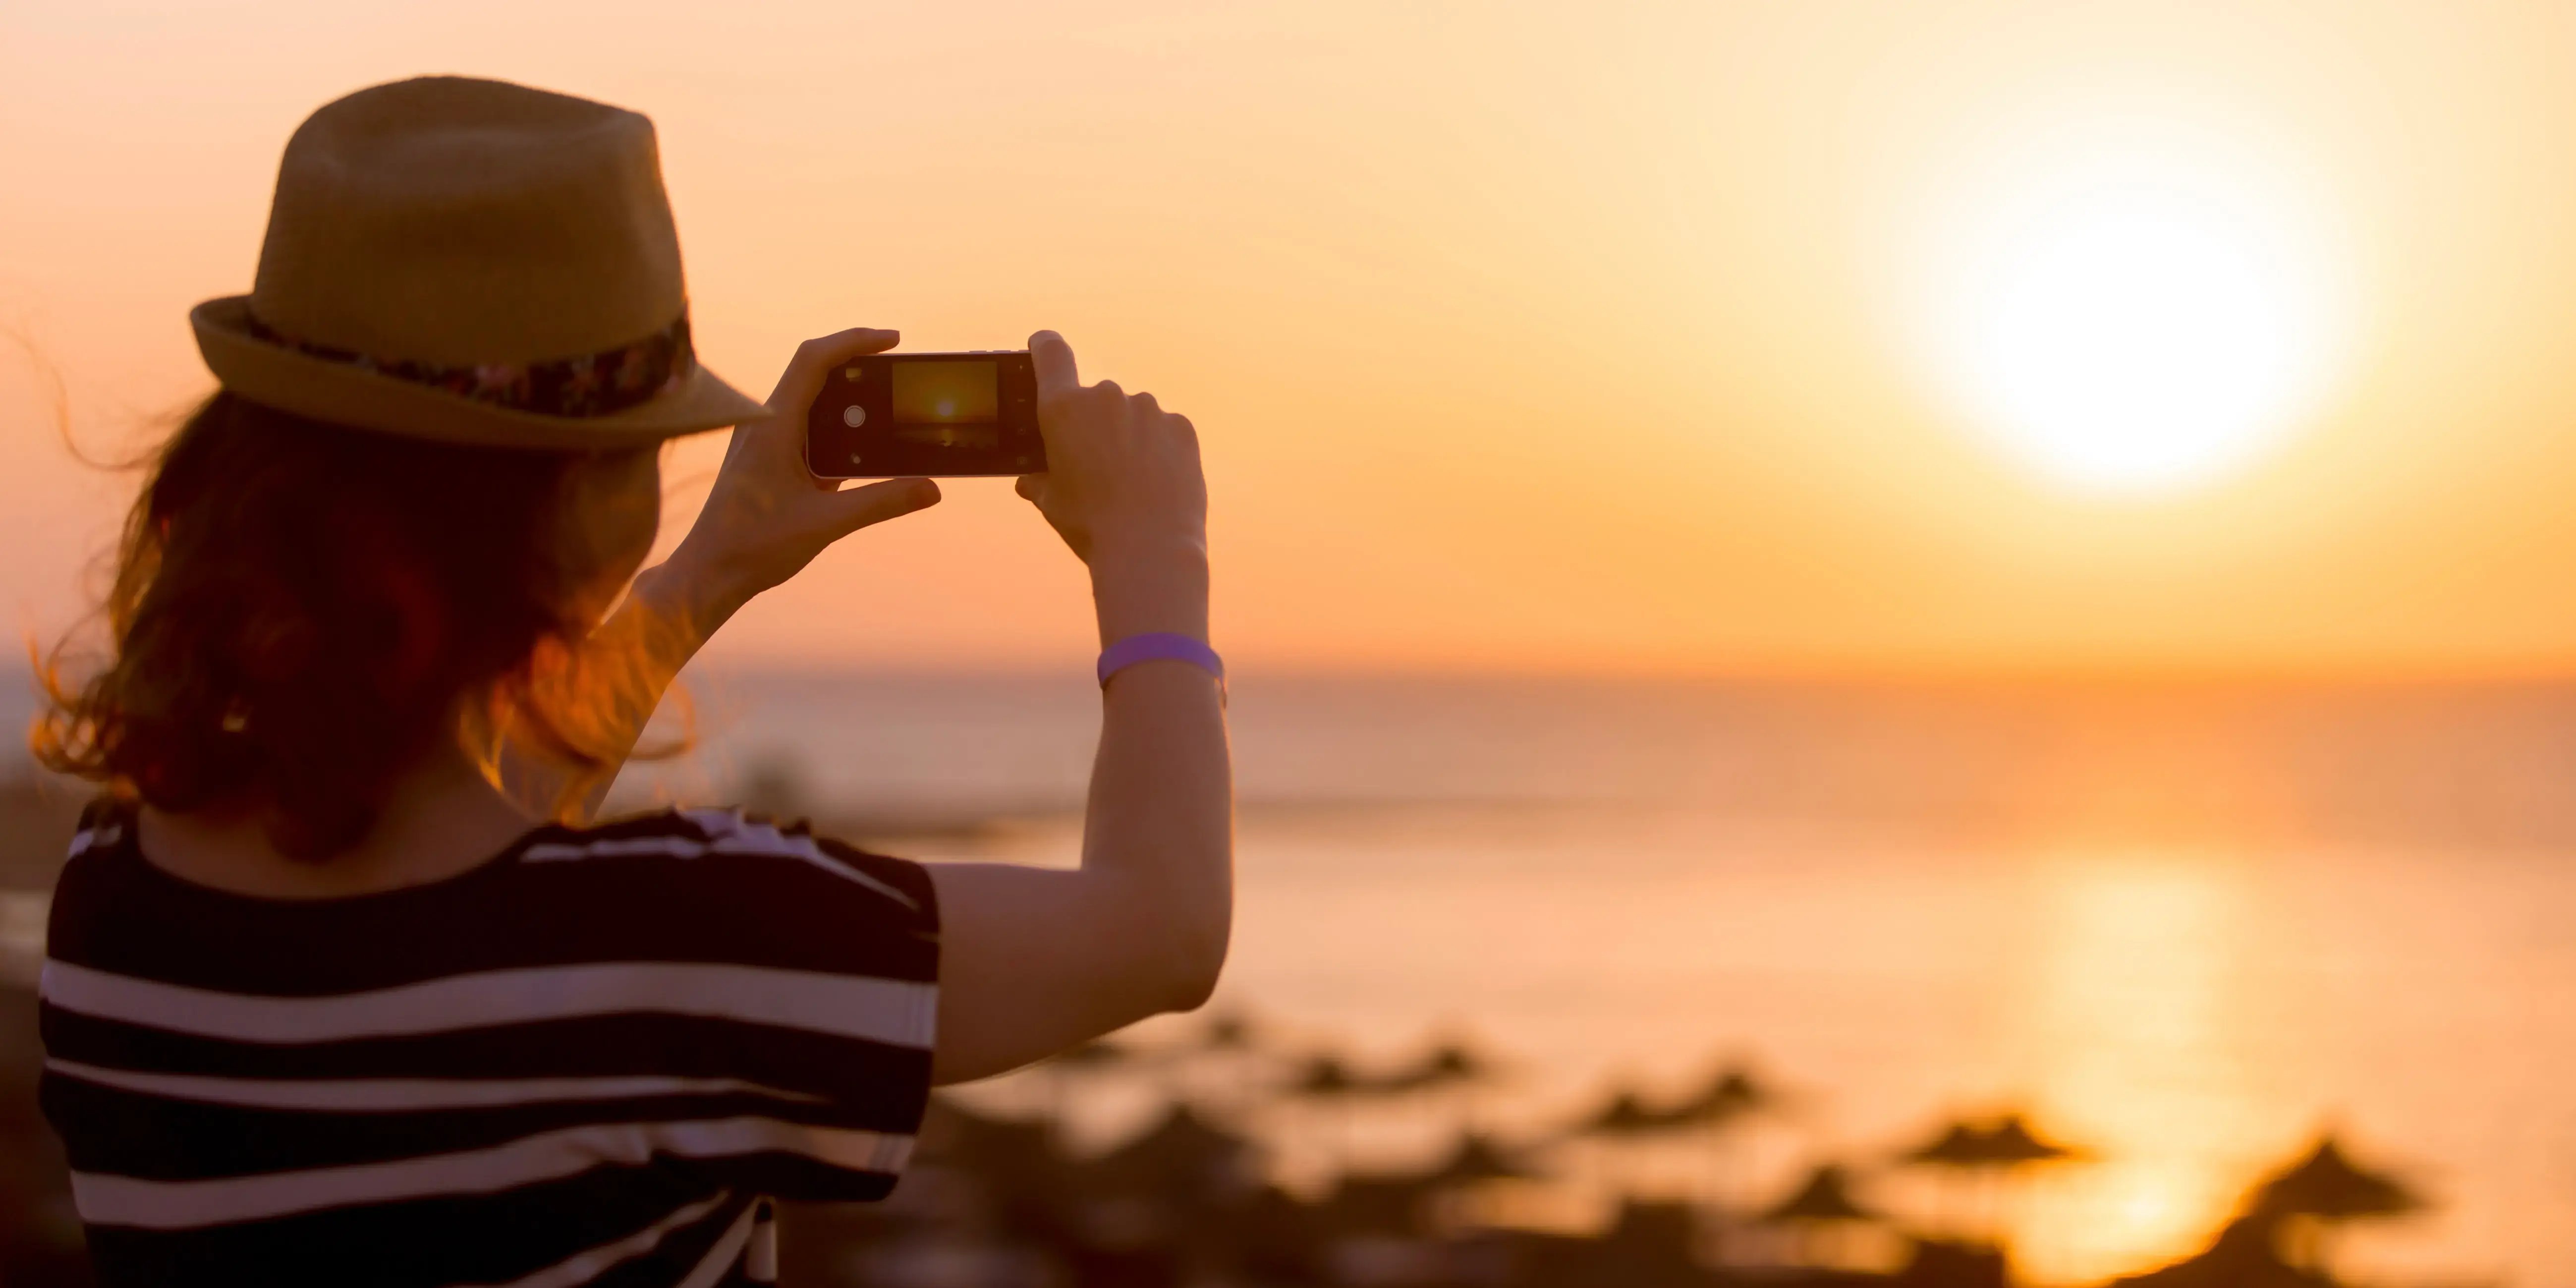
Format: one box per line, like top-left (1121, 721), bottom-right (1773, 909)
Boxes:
top-left (6, 0), bottom-right (2576, 676)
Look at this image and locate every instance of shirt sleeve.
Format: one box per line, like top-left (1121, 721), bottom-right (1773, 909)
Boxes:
top-left (637, 807), bottom-right (943, 1203)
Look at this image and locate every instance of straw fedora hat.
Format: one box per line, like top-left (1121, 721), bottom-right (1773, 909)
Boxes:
top-left (190, 76), bottom-right (767, 448)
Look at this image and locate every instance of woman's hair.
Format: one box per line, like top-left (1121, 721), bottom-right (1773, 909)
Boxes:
top-left (34, 393), bottom-right (665, 860)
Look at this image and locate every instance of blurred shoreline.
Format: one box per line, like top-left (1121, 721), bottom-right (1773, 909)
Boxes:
top-left (5, 669), bottom-right (2572, 1282)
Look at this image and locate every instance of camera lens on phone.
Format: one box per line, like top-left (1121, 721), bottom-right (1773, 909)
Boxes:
top-left (842, 405), bottom-right (867, 428)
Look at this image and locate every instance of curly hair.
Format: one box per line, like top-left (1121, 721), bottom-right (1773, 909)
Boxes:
top-left (33, 393), bottom-right (666, 860)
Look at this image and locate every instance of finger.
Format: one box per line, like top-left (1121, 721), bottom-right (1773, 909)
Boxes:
top-left (1029, 331), bottom-right (1080, 402)
top-left (767, 327), bottom-right (902, 412)
top-left (1014, 473), bottom-right (1047, 503)
top-left (826, 477), bottom-right (941, 537)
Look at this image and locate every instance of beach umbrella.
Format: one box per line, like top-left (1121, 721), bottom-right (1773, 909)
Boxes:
top-left (1667, 1064), bottom-right (1773, 1127)
top-left (1200, 1011), bottom-right (1258, 1054)
top-left (1394, 1039), bottom-right (1501, 1091)
top-left (2105, 1215), bottom-right (2304, 1288)
top-left (2246, 1135), bottom-right (2424, 1222)
top-left (1288, 1054), bottom-right (1367, 1098)
top-left (1760, 1165), bottom-right (1880, 1225)
top-left (1285, 1054), bottom-right (1378, 1169)
top-left (1090, 1102), bottom-right (1261, 1200)
top-left (1759, 1165), bottom-right (1884, 1269)
top-left (1576, 1089), bottom-right (1677, 1138)
top-left (1567, 1087), bottom-right (1689, 1202)
top-left (1318, 1136), bottom-right (1534, 1239)
top-left (2242, 1133), bottom-right (2427, 1277)
top-left (1034, 1038), bottom-right (1145, 1135)
top-left (1899, 1114), bottom-right (2086, 1169)
top-left (1899, 1117), bottom-right (1986, 1231)
top-left (1667, 1063), bottom-right (1776, 1211)
top-left (1901, 1120), bottom-right (1990, 1168)
top-left (1977, 1114), bottom-right (2083, 1165)
top-left (1375, 1035), bottom-right (1511, 1142)
top-left (1417, 1133), bottom-right (1539, 1187)
top-left (1181, 1010), bottom-right (1276, 1113)
top-left (1895, 1113), bottom-right (2087, 1249)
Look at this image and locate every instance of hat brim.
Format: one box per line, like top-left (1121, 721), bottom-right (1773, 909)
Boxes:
top-left (191, 296), bottom-right (769, 449)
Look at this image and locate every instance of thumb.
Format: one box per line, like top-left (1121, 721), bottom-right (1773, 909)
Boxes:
top-left (827, 477), bottom-right (941, 537)
top-left (1029, 330), bottom-right (1079, 402)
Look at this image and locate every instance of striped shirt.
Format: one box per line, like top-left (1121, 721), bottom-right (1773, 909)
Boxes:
top-left (37, 801), bottom-right (940, 1288)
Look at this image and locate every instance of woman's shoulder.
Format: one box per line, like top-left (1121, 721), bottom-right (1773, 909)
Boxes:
top-left (49, 797), bottom-right (935, 930)
top-left (522, 805), bottom-right (938, 920)
top-left (45, 800), bottom-right (938, 1002)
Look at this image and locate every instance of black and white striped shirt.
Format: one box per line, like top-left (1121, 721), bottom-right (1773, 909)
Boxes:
top-left (38, 801), bottom-right (940, 1288)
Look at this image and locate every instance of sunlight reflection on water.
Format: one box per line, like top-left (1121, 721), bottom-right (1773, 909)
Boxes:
top-left (898, 810), bottom-right (2547, 1285)
top-left (2013, 853), bottom-right (2257, 1281)
top-left (607, 672), bottom-right (2573, 1284)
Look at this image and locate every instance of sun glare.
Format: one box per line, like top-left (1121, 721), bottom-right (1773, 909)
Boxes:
top-left (1909, 116), bottom-right (2355, 498)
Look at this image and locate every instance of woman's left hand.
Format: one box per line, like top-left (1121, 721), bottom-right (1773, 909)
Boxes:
top-left (663, 328), bottom-right (943, 619)
top-left (519, 330), bottom-right (933, 821)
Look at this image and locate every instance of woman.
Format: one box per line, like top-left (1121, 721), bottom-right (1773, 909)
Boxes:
top-left (33, 77), bottom-right (1230, 1286)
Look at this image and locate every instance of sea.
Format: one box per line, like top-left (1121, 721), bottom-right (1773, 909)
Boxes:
top-left (11, 670), bottom-right (2576, 1284)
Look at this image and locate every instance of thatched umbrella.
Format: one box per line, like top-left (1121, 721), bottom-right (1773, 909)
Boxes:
top-left (2248, 1135), bottom-right (2422, 1221)
top-left (1395, 1040), bottom-right (1498, 1090)
top-left (1289, 1054), bottom-right (1366, 1098)
top-left (1286, 1054), bottom-right (1378, 1167)
top-left (1200, 1011), bottom-right (1257, 1054)
top-left (1379, 1036), bottom-right (1511, 1140)
top-left (2106, 1215), bottom-right (2309, 1288)
top-left (1902, 1121), bottom-right (1989, 1167)
top-left (2243, 1134), bottom-right (2427, 1275)
top-left (1667, 1065), bottom-right (1773, 1127)
top-left (1665, 1063), bottom-right (1776, 1211)
top-left (1762, 1164), bottom-right (1880, 1224)
top-left (1565, 1087), bottom-right (1691, 1204)
top-left (1072, 1103), bottom-right (1262, 1257)
top-left (1033, 1038), bottom-right (1153, 1138)
top-left (1185, 1010), bottom-right (1272, 1113)
top-left (1090, 1102), bottom-right (1261, 1200)
top-left (1323, 1134), bottom-right (1538, 1239)
top-left (1977, 1114), bottom-right (2084, 1253)
top-left (1759, 1164), bottom-right (1884, 1267)
top-left (1417, 1133), bottom-right (1538, 1188)
top-left (1977, 1114), bottom-right (2083, 1165)
top-left (1896, 1113), bottom-right (2087, 1248)
top-left (1576, 1089), bottom-right (1678, 1139)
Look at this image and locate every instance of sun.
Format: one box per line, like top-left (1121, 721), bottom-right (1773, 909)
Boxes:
top-left (1908, 117), bottom-right (2354, 497)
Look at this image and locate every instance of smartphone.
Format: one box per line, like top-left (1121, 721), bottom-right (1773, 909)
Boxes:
top-left (805, 350), bottom-right (1046, 479)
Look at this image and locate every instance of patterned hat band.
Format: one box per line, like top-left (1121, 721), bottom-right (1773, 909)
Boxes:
top-left (240, 312), bottom-right (697, 420)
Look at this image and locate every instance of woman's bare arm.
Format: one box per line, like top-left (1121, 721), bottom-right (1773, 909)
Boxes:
top-left (508, 326), bottom-right (1232, 1085)
top-left (926, 330), bottom-right (1231, 1083)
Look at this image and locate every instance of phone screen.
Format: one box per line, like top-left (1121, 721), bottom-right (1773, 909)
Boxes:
top-left (806, 349), bottom-right (1041, 478)
top-left (890, 360), bottom-right (1000, 447)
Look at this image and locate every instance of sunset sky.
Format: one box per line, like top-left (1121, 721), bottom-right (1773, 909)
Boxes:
top-left (7, 0), bottom-right (2576, 675)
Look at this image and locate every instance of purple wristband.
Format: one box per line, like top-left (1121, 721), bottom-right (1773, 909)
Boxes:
top-left (1098, 632), bottom-right (1225, 689)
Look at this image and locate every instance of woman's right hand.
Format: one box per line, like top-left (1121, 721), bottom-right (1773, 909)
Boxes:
top-left (931, 331), bottom-right (1230, 1085)
top-left (1014, 331), bottom-right (1210, 644)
